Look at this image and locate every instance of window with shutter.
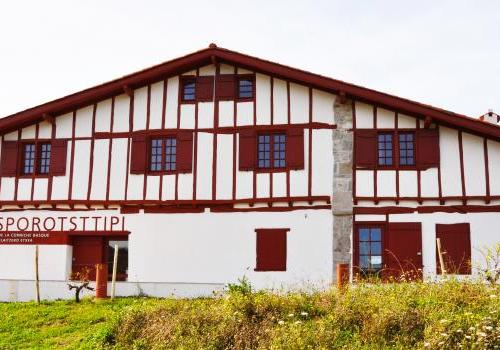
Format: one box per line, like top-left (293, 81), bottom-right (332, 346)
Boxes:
top-left (239, 130), bottom-right (256, 171)
top-left (435, 223), bottom-right (471, 275)
top-left (287, 128), bottom-right (304, 170)
top-left (195, 76), bottom-right (214, 102)
top-left (354, 225), bottom-right (383, 278)
top-left (176, 131), bottom-right (193, 173)
top-left (237, 75), bottom-right (254, 101)
top-left (0, 141), bottom-right (20, 177)
top-left (355, 130), bottom-right (377, 168)
top-left (180, 77), bottom-right (196, 103)
top-left (416, 128), bottom-right (440, 169)
top-left (255, 228), bottom-right (289, 271)
top-left (130, 134), bottom-right (147, 174)
top-left (50, 139), bottom-right (67, 176)
top-left (216, 75), bottom-right (236, 100)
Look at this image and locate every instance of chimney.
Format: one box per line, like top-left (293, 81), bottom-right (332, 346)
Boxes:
top-left (479, 110), bottom-right (500, 125)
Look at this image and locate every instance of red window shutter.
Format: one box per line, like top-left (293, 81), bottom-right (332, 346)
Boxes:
top-left (384, 223), bottom-right (423, 281)
top-left (0, 141), bottom-right (20, 177)
top-left (354, 130), bottom-right (377, 168)
top-left (416, 128), bottom-right (440, 169)
top-left (196, 76), bottom-right (214, 102)
top-left (287, 128), bottom-right (305, 170)
top-left (255, 229), bottom-right (288, 271)
top-left (436, 223), bottom-right (471, 275)
top-left (239, 129), bottom-right (256, 171)
top-left (177, 131), bottom-right (193, 173)
top-left (50, 139), bottom-right (68, 176)
top-left (216, 75), bottom-right (235, 100)
top-left (130, 134), bottom-right (147, 174)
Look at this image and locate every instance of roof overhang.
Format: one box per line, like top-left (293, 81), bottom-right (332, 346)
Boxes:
top-left (1, 45), bottom-right (499, 140)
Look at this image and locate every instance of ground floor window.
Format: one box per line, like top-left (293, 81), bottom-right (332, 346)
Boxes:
top-left (255, 228), bottom-right (289, 271)
top-left (107, 240), bottom-right (129, 281)
top-left (356, 226), bottom-right (383, 277)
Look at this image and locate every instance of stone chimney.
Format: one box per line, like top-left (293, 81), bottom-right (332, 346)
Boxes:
top-left (479, 110), bottom-right (500, 125)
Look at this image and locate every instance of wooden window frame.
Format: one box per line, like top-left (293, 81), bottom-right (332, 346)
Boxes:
top-left (375, 129), bottom-right (419, 170)
top-left (255, 228), bottom-right (289, 272)
top-left (179, 76), bottom-right (196, 104)
top-left (353, 223), bottom-right (385, 278)
top-left (236, 74), bottom-right (255, 102)
top-left (147, 135), bottom-right (178, 175)
top-left (19, 140), bottom-right (52, 178)
top-left (256, 131), bottom-right (287, 173)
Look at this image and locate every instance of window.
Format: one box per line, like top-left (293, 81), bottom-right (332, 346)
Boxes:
top-left (377, 133), bottom-right (393, 166)
top-left (398, 133), bottom-right (415, 166)
top-left (22, 142), bottom-right (51, 175)
top-left (255, 228), bottom-right (289, 271)
top-left (107, 239), bottom-right (129, 281)
top-left (150, 137), bottom-right (176, 172)
top-left (238, 77), bottom-right (254, 99)
top-left (258, 133), bottom-right (286, 169)
top-left (181, 79), bottom-right (196, 102)
top-left (358, 227), bottom-right (383, 276)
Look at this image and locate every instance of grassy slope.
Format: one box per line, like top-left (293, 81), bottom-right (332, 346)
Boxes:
top-left (0, 281), bottom-right (498, 349)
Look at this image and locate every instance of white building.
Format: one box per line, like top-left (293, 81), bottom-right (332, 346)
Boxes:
top-left (0, 44), bottom-right (499, 301)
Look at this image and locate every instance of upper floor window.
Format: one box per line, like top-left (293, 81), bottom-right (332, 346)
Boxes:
top-left (377, 133), bottom-right (393, 166)
top-left (22, 142), bottom-right (51, 175)
top-left (398, 132), bottom-right (415, 166)
top-left (238, 77), bottom-right (254, 99)
top-left (181, 79), bottom-right (196, 102)
top-left (258, 133), bottom-right (286, 169)
top-left (150, 137), bottom-right (177, 172)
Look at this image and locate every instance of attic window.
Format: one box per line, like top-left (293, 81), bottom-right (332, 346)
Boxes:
top-left (238, 77), bottom-right (254, 99)
top-left (181, 78), bottom-right (196, 102)
top-left (22, 142), bottom-right (51, 175)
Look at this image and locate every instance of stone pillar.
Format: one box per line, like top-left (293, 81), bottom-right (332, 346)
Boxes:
top-left (332, 97), bottom-right (354, 281)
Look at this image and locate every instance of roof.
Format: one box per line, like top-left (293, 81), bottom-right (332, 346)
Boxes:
top-left (1, 44), bottom-right (499, 140)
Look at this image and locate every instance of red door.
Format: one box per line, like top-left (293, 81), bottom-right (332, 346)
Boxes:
top-left (72, 236), bottom-right (104, 281)
top-left (383, 223), bottom-right (423, 281)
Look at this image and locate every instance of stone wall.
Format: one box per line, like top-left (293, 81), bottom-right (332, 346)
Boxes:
top-left (332, 97), bottom-right (354, 280)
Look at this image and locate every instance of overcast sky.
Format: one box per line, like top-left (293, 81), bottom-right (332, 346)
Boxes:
top-left (0, 1), bottom-right (498, 119)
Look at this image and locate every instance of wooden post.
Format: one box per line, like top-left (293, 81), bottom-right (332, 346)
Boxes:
top-left (111, 244), bottom-right (118, 299)
top-left (336, 263), bottom-right (349, 289)
top-left (95, 263), bottom-right (108, 299)
top-left (436, 238), bottom-right (447, 275)
top-left (34, 245), bottom-right (40, 304)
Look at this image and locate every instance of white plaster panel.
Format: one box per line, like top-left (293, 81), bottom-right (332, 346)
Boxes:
top-left (149, 81), bottom-right (164, 130)
top-left (289, 131), bottom-right (309, 197)
top-left (312, 129), bottom-right (333, 196)
top-left (420, 168), bottom-right (439, 197)
top-left (21, 125), bottom-right (36, 139)
top-left (256, 74), bottom-right (271, 125)
top-left (272, 78), bottom-right (288, 125)
top-left (398, 113), bottom-right (417, 129)
top-left (198, 102), bottom-right (214, 129)
top-left (113, 94), bottom-right (131, 132)
top-left (218, 101), bottom-right (234, 127)
top-left (312, 89), bottom-right (334, 124)
top-left (354, 102), bottom-right (373, 129)
top-left (50, 142), bottom-right (72, 200)
top-left (3, 131), bottom-right (18, 141)
top-left (133, 86), bottom-right (148, 131)
top-left (179, 104), bottom-right (195, 129)
top-left (399, 171), bottom-right (418, 197)
top-left (55, 112), bottom-right (73, 138)
top-left (220, 64), bottom-right (234, 74)
top-left (237, 68), bottom-right (252, 74)
top-left (165, 77), bottom-right (179, 129)
top-left (439, 127), bottom-right (462, 196)
top-left (16, 179), bottom-right (31, 201)
top-left (235, 133), bottom-right (253, 199)
top-left (376, 108), bottom-right (395, 129)
top-left (236, 102), bottom-right (253, 126)
top-left (377, 171), bottom-right (396, 197)
top-left (290, 83), bottom-right (308, 124)
top-left (0, 178), bottom-right (15, 200)
top-left (462, 133), bottom-right (486, 196)
top-left (161, 174), bottom-right (176, 200)
top-left (95, 99), bottom-right (112, 132)
top-left (177, 174), bottom-right (193, 200)
top-left (75, 105), bottom-right (93, 138)
top-left (216, 134), bottom-right (233, 200)
top-left (33, 178), bottom-right (48, 201)
top-left (182, 70), bottom-right (196, 76)
top-left (38, 121), bottom-right (52, 138)
top-left (127, 174), bottom-right (144, 200)
top-left (355, 170), bottom-right (374, 197)
top-left (355, 214), bottom-right (387, 222)
top-left (487, 140), bottom-right (500, 195)
top-left (71, 140), bottom-right (91, 200)
top-left (272, 172), bottom-right (287, 198)
top-left (90, 140), bottom-right (109, 200)
top-left (108, 138), bottom-right (128, 200)
top-left (145, 175), bottom-right (160, 200)
top-left (256, 173), bottom-right (270, 198)
top-left (196, 133), bottom-right (213, 199)
top-left (199, 64), bottom-right (215, 76)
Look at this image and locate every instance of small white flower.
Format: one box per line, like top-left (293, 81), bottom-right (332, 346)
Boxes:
top-left (477, 331), bottom-right (487, 337)
top-left (438, 341), bottom-right (444, 346)
top-left (300, 311), bottom-right (308, 316)
top-left (484, 326), bottom-right (493, 331)
top-left (456, 329), bottom-right (463, 333)
top-left (440, 319), bottom-right (448, 324)
top-left (294, 320), bottom-right (302, 325)
top-left (465, 335), bottom-right (472, 340)
top-left (288, 313), bottom-right (294, 317)
top-left (489, 294), bottom-right (497, 299)
top-left (441, 333), bottom-right (448, 337)
top-left (278, 320), bottom-right (285, 325)
top-left (469, 326), bottom-right (475, 331)
top-left (424, 342), bottom-right (430, 347)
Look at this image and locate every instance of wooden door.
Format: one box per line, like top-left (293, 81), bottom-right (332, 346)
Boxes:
top-left (383, 223), bottom-right (423, 281)
top-left (71, 236), bottom-right (104, 281)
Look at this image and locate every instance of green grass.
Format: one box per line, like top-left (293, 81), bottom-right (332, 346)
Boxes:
top-left (0, 280), bottom-right (499, 349)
